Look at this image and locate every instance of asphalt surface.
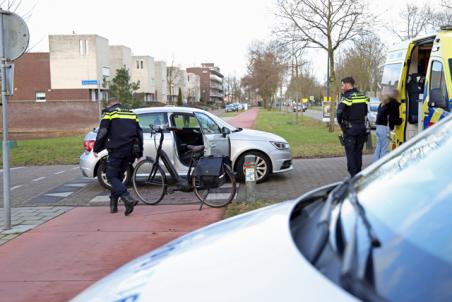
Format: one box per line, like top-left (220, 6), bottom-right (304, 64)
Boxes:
top-left (0, 165), bottom-right (92, 207)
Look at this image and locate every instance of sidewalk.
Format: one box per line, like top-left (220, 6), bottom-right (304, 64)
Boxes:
top-left (0, 205), bottom-right (224, 302)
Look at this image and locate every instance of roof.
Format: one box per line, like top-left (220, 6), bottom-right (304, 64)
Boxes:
top-left (133, 106), bottom-right (206, 114)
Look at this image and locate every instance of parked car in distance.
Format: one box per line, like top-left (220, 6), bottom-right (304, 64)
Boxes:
top-left (225, 103), bottom-right (238, 112)
top-left (293, 103), bottom-right (307, 112)
top-left (367, 97), bottom-right (380, 129)
top-left (73, 114), bottom-right (452, 302)
top-left (80, 107), bottom-right (293, 188)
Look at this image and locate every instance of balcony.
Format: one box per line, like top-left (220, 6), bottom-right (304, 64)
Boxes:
top-left (210, 74), bottom-right (223, 84)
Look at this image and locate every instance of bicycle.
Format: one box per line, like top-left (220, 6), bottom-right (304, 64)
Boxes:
top-left (132, 125), bottom-right (236, 208)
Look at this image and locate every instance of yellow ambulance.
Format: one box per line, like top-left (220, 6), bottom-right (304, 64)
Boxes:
top-left (380, 26), bottom-right (452, 149)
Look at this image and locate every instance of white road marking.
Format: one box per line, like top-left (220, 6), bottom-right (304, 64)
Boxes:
top-left (90, 195), bottom-right (110, 203)
top-left (0, 167), bottom-right (24, 173)
top-left (72, 167), bottom-right (79, 170)
top-left (45, 192), bottom-right (73, 198)
top-left (32, 177), bottom-right (46, 182)
top-left (54, 171), bottom-right (65, 175)
top-left (11, 185), bottom-right (23, 191)
top-left (64, 183), bottom-right (88, 188)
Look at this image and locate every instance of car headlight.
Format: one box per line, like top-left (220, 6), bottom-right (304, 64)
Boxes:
top-left (270, 141), bottom-right (289, 150)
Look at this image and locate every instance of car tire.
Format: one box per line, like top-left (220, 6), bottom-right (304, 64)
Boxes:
top-left (236, 151), bottom-right (271, 184)
top-left (96, 157), bottom-right (133, 190)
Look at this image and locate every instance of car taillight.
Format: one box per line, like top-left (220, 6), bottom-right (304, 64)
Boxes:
top-left (84, 140), bottom-right (96, 152)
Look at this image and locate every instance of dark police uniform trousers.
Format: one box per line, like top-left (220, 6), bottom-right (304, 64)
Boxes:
top-left (106, 148), bottom-right (135, 199)
top-left (343, 124), bottom-right (367, 177)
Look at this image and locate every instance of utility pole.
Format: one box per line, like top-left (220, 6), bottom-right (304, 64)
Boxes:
top-left (1, 9), bottom-right (29, 230)
top-left (1, 11), bottom-right (11, 230)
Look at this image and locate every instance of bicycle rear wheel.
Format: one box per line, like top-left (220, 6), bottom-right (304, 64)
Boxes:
top-left (192, 164), bottom-right (236, 208)
top-left (132, 159), bottom-right (166, 205)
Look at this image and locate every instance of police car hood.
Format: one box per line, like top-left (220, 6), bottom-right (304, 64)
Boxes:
top-left (230, 128), bottom-right (288, 142)
top-left (71, 199), bottom-right (355, 302)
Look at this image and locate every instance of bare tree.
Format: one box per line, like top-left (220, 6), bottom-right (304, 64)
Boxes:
top-left (166, 57), bottom-right (178, 104)
top-left (431, 0), bottom-right (452, 29)
top-left (391, 4), bottom-right (434, 41)
top-left (242, 41), bottom-right (286, 109)
top-left (336, 33), bottom-right (386, 95)
top-left (276, 0), bottom-right (369, 132)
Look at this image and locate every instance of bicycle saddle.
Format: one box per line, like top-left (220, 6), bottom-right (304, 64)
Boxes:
top-left (187, 145), bottom-right (205, 153)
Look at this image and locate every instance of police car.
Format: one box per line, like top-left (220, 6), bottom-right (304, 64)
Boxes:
top-left (72, 114), bottom-right (452, 302)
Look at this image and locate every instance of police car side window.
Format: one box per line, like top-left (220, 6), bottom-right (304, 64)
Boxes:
top-left (429, 61), bottom-right (449, 110)
top-left (138, 113), bottom-right (168, 133)
top-left (171, 114), bottom-right (200, 129)
top-left (194, 113), bottom-right (221, 134)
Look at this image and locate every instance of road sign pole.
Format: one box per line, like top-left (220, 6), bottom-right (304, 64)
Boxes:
top-left (0, 11), bottom-right (11, 230)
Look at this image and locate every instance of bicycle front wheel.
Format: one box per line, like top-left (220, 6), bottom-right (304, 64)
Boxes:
top-left (132, 159), bottom-right (166, 205)
top-left (192, 164), bottom-right (236, 208)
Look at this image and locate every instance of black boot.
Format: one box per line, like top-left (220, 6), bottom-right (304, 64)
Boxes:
top-left (110, 196), bottom-right (118, 213)
top-left (121, 193), bottom-right (137, 216)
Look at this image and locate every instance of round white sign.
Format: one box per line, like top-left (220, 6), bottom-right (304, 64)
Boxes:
top-left (2, 11), bottom-right (30, 61)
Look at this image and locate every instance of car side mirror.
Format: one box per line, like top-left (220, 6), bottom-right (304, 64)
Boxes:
top-left (222, 127), bottom-right (231, 137)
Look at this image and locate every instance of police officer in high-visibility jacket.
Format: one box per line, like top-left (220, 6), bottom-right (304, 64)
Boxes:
top-left (93, 98), bottom-right (143, 216)
top-left (336, 77), bottom-right (369, 177)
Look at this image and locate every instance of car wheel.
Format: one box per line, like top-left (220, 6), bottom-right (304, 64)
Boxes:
top-left (96, 157), bottom-right (133, 189)
top-left (236, 151), bottom-right (271, 183)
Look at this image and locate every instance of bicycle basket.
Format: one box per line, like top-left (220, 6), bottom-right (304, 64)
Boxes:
top-left (195, 156), bottom-right (226, 189)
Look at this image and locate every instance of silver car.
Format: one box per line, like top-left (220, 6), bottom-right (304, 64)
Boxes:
top-left (80, 107), bottom-right (293, 188)
top-left (367, 98), bottom-right (380, 129)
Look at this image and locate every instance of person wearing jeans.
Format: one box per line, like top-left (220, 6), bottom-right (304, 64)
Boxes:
top-left (373, 88), bottom-right (402, 162)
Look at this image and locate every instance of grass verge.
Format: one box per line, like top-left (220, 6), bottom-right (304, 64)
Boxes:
top-left (0, 135), bottom-right (84, 167)
top-left (224, 200), bottom-right (279, 219)
top-left (254, 110), bottom-right (375, 158)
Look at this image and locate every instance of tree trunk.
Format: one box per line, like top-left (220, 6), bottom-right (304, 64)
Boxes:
top-left (328, 47), bottom-right (336, 133)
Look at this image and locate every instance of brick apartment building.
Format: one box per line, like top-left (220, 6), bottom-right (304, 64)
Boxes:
top-left (186, 63), bottom-right (224, 104)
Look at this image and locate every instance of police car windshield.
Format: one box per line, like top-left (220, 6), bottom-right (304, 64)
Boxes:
top-left (336, 116), bottom-right (452, 301)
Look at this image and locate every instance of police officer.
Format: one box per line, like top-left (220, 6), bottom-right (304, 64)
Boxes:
top-left (93, 98), bottom-right (143, 216)
top-left (336, 77), bottom-right (369, 177)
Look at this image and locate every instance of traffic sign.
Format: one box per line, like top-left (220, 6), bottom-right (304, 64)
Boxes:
top-left (1, 10), bottom-right (29, 61)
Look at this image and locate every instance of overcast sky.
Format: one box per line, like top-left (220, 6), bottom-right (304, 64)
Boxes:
top-left (9, 0), bottom-right (438, 81)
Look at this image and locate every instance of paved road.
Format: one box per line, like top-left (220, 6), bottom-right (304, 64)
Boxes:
top-left (303, 109), bottom-right (323, 121)
top-left (0, 165), bottom-right (92, 207)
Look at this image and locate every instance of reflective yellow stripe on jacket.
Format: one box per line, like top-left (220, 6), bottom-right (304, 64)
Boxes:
top-left (341, 94), bottom-right (369, 106)
top-left (102, 110), bottom-right (139, 122)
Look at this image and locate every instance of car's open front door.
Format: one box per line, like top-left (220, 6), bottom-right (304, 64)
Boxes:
top-left (194, 112), bottom-right (230, 157)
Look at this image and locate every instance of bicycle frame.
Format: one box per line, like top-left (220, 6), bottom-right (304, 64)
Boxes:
top-left (150, 128), bottom-right (197, 188)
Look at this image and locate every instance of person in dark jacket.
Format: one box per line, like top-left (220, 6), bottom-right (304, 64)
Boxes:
top-left (337, 77), bottom-right (369, 177)
top-left (372, 88), bottom-right (403, 162)
top-left (93, 98), bottom-right (143, 216)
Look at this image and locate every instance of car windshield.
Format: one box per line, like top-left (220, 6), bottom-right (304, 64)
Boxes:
top-left (205, 111), bottom-right (238, 131)
top-left (334, 117), bottom-right (452, 301)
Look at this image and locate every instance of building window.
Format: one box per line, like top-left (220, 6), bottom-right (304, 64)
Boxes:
top-left (36, 92), bottom-right (46, 102)
top-left (136, 60), bottom-right (140, 69)
top-left (140, 60), bottom-right (144, 69)
top-left (79, 40), bottom-right (88, 56)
